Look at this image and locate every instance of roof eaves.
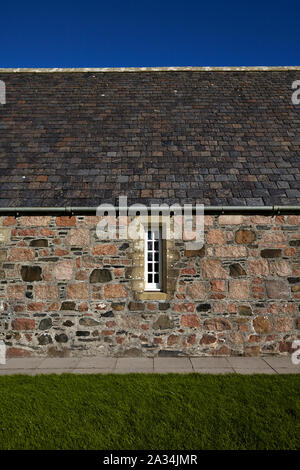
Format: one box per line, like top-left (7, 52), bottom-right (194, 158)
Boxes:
top-left (0, 66), bottom-right (300, 73)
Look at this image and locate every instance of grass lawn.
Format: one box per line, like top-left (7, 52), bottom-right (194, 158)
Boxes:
top-left (0, 373), bottom-right (299, 450)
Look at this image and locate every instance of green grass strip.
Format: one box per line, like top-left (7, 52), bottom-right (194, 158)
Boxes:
top-left (0, 373), bottom-right (299, 450)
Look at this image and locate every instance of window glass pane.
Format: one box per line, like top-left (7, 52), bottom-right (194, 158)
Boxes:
top-left (145, 227), bottom-right (162, 290)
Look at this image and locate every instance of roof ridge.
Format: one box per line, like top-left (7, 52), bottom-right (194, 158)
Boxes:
top-left (0, 66), bottom-right (300, 73)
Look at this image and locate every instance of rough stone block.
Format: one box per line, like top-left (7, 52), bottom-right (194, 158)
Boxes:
top-left (186, 282), bottom-right (207, 300)
top-left (202, 259), bottom-right (227, 279)
top-left (67, 283), bottom-right (89, 299)
top-left (235, 229), bottom-right (256, 244)
top-left (104, 284), bottom-right (127, 298)
top-left (229, 280), bottom-right (250, 299)
top-left (21, 266), bottom-right (42, 282)
top-left (153, 315), bottom-right (174, 329)
top-left (35, 284), bottom-right (58, 300)
top-left (12, 318), bottom-right (35, 330)
top-left (90, 269), bottom-right (112, 283)
top-left (53, 260), bottom-right (74, 280)
top-left (0, 228), bottom-right (11, 244)
top-left (253, 316), bottom-right (271, 333)
top-left (7, 284), bottom-right (25, 299)
top-left (66, 228), bottom-right (90, 246)
top-left (93, 244), bottom-right (117, 255)
top-left (8, 248), bottom-right (35, 262)
top-left (181, 314), bottom-right (201, 328)
top-left (265, 280), bottom-right (289, 299)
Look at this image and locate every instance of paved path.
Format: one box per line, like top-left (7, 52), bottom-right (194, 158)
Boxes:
top-left (0, 356), bottom-right (299, 375)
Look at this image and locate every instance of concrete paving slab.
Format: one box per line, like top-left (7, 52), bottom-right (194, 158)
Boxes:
top-left (192, 368), bottom-right (235, 374)
top-left (0, 368), bottom-right (37, 376)
top-left (72, 368), bottom-right (113, 374)
top-left (227, 357), bottom-right (268, 369)
top-left (38, 358), bottom-right (80, 369)
top-left (113, 369), bottom-right (154, 374)
top-left (77, 357), bottom-right (117, 369)
top-left (0, 358), bottom-right (44, 369)
top-left (273, 368), bottom-right (300, 374)
top-left (116, 358), bottom-right (153, 372)
top-left (263, 357), bottom-right (296, 369)
top-left (191, 357), bottom-right (232, 369)
top-left (234, 368), bottom-right (276, 375)
top-left (34, 369), bottom-right (76, 375)
top-left (154, 357), bottom-right (192, 371)
top-left (153, 369), bottom-right (195, 374)
top-left (0, 357), bottom-right (299, 375)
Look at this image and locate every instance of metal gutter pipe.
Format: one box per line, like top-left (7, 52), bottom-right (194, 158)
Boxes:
top-left (0, 206), bottom-right (300, 216)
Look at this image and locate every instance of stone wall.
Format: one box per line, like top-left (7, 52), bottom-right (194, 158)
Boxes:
top-left (0, 214), bottom-right (299, 358)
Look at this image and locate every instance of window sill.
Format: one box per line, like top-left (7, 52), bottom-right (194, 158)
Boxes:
top-left (137, 292), bottom-right (169, 301)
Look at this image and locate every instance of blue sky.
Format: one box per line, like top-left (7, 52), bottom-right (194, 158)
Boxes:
top-left (1, 0), bottom-right (299, 67)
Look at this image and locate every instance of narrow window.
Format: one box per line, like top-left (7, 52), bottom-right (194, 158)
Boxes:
top-left (144, 228), bottom-right (162, 291)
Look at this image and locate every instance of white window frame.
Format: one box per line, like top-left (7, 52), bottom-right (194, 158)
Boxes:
top-left (144, 227), bottom-right (162, 291)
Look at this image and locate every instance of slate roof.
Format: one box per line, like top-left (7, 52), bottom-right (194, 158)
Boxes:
top-left (0, 67), bottom-right (300, 207)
